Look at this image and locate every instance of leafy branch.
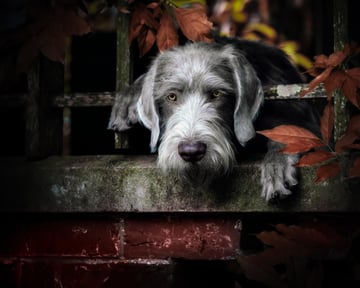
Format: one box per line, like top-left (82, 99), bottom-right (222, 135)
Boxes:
top-left (258, 45), bottom-right (360, 182)
top-left (125, 0), bottom-right (213, 56)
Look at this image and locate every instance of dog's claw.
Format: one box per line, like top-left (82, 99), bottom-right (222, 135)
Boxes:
top-left (260, 149), bottom-right (299, 202)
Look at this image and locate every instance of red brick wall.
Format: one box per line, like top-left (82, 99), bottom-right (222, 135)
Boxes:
top-left (0, 214), bottom-right (241, 287)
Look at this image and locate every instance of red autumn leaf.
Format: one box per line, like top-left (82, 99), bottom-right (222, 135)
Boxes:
top-left (156, 10), bottom-right (178, 52)
top-left (62, 9), bottom-right (91, 36)
top-left (335, 115), bottom-right (360, 152)
top-left (296, 151), bottom-right (335, 167)
top-left (312, 54), bottom-right (329, 69)
top-left (137, 27), bottom-right (156, 57)
top-left (279, 140), bottom-right (324, 154)
top-left (341, 69), bottom-right (360, 109)
top-left (320, 102), bottom-right (334, 144)
top-left (346, 144), bottom-right (360, 150)
top-left (40, 36), bottom-right (66, 63)
top-left (315, 162), bottom-right (340, 183)
top-left (335, 132), bottom-right (359, 153)
top-left (129, 4), bottom-right (159, 44)
top-left (323, 70), bottom-right (346, 99)
top-left (146, 2), bottom-right (160, 9)
top-left (347, 67), bottom-right (360, 82)
top-left (349, 157), bottom-right (360, 178)
top-left (327, 47), bottom-right (351, 67)
top-left (301, 66), bottom-right (333, 97)
top-left (257, 125), bottom-right (324, 153)
top-left (174, 4), bottom-right (213, 42)
top-left (274, 224), bottom-right (342, 250)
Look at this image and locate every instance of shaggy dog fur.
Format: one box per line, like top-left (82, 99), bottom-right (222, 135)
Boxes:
top-left (109, 37), bottom-right (319, 202)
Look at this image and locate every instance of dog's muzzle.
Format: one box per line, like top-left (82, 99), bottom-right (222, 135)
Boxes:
top-left (178, 141), bottom-right (207, 163)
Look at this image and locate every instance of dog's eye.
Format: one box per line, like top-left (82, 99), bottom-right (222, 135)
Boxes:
top-left (166, 93), bottom-right (177, 102)
top-left (210, 90), bottom-right (224, 99)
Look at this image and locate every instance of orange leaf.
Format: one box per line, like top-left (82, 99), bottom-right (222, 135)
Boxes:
top-left (315, 163), bottom-right (340, 183)
top-left (320, 102), bottom-right (334, 144)
top-left (257, 125), bottom-right (324, 152)
top-left (174, 4), bottom-right (213, 42)
top-left (296, 151), bottom-right (335, 167)
top-left (156, 10), bottom-right (178, 52)
top-left (349, 157), bottom-right (360, 178)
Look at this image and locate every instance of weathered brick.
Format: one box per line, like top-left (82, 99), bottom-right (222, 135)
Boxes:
top-left (0, 217), bottom-right (121, 257)
top-left (124, 215), bottom-right (241, 260)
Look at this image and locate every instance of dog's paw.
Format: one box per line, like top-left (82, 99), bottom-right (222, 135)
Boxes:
top-left (260, 152), bottom-right (299, 202)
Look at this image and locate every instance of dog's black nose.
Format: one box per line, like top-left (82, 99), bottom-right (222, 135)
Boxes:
top-left (178, 141), bottom-right (207, 163)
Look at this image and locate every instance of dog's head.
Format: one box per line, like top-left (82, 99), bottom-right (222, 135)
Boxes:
top-left (135, 42), bottom-right (263, 178)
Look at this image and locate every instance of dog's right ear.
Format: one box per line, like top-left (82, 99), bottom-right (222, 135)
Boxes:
top-left (136, 61), bottom-right (161, 152)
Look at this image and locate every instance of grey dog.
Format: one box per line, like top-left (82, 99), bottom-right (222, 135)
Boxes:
top-left (109, 37), bottom-right (319, 202)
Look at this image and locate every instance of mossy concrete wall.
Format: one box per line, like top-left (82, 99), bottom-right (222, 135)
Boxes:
top-left (0, 155), bottom-right (359, 212)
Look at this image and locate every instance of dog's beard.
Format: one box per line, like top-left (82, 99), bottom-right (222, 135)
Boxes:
top-left (157, 96), bottom-right (236, 184)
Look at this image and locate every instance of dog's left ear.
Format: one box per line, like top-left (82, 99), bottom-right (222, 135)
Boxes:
top-left (136, 60), bottom-right (161, 152)
top-left (224, 46), bottom-right (264, 146)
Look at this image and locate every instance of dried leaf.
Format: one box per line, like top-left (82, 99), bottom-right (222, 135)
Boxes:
top-left (320, 102), bottom-right (334, 144)
top-left (349, 157), bottom-right (360, 178)
top-left (174, 4), bottom-right (213, 42)
top-left (156, 10), bottom-right (178, 52)
top-left (257, 125), bottom-right (324, 153)
top-left (296, 151), bottom-right (335, 167)
top-left (315, 163), bottom-right (340, 183)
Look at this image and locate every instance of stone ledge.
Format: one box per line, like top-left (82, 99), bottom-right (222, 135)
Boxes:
top-left (0, 155), bottom-right (359, 212)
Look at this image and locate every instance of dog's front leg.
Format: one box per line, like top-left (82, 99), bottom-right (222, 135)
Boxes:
top-left (260, 140), bottom-right (299, 202)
